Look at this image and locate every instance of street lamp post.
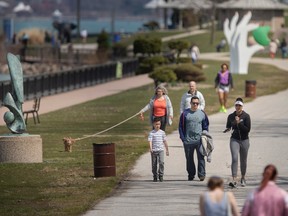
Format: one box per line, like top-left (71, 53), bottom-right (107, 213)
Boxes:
top-left (210, 0), bottom-right (216, 45)
top-left (77, 0), bottom-right (81, 42)
top-left (111, 4), bottom-right (115, 45)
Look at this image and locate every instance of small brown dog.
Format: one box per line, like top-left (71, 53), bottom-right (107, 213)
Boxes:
top-left (62, 137), bottom-right (75, 152)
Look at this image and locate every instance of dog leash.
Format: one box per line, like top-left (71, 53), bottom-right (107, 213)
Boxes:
top-left (73, 111), bottom-right (142, 141)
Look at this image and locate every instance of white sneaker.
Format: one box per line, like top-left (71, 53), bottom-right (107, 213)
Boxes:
top-left (241, 178), bottom-right (246, 187)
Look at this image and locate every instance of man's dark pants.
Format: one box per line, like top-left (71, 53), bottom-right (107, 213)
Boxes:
top-left (184, 143), bottom-right (205, 179)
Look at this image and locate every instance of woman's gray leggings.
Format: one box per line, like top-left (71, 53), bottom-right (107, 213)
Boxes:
top-left (230, 138), bottom-right (250, 177)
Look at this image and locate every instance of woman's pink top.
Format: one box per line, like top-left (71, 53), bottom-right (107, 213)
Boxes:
top-left (242, 181), bottom-right (288, 216)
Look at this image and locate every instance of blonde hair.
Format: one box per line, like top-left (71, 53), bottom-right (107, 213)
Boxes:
top-left (155, 84), bottom-right (168, 95)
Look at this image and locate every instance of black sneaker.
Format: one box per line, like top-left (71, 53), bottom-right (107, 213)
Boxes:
top-left (159, 176), bottom-right (163, 182)
top-left (229, 181), bottom-right (237, 188)
top-left (153, 177), bottom-right (157, 182)
top-left (199, 176), bottom-right (205, 181)
top-left (188, 176), bottom-right (194, 181)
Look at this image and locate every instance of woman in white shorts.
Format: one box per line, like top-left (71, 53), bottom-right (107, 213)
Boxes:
top-left (214, 63), bottom-right (233, 113)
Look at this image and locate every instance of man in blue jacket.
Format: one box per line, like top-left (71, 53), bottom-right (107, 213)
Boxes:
top-left (179, 96), bottom-right (209, 181)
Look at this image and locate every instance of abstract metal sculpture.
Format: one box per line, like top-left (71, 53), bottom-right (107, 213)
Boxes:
top-left (3, 53), bottom-right (26, 134)
top-left (224, 11), bottom-right (264, 74)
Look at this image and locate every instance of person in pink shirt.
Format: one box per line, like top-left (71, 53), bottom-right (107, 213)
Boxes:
top-left (242, 164), bottom-right (288, 216)
top-left (214, 63), bottom-right (233, 113)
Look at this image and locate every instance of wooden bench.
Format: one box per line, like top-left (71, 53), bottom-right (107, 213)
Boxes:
top-left (23, 97), bottom-right (41, 124)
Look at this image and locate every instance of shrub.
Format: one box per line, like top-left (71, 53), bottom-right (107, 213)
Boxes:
top-left (133, 38), bottom-right (148, 55)
top-left (143, 21), bottom-right (160, 31)
top-left (167, 40), bottom-right (190, 63)
top-left (149, 65), bottom-right (177, 86)
top-left (133, 37), bottom-right (162, 56)
top-left (177, 57), bottom-right (191, 64)
top-left (112, 42), bottom-right (127, 58)
top-left (136, 64), bottom-right (152, 75)
top-left (174, 63), bottom-right (206, 82)
top-left (142, 55), bottom-right (168, 65)
top-left (177, 58), bottom-right (203, 69)
top-left (97, 30), bottom-right (110, 51)
top-left (193, 63), bottom-right (203, 69)
top-left (136, 55), bottom-right (168, 75)
top-left (164, 52), bottom-right (176, 63)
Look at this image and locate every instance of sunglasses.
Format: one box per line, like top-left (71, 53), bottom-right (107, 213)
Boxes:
top-left (192, 102), bottom-right (199, 105)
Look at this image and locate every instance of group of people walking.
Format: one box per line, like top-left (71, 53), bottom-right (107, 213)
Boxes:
top-left (140, 63), bottom-right (236, 182)
top-left (138, 63), bottom-right (288, 215)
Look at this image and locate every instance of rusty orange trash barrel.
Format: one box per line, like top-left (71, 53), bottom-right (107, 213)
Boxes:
top-left (93, 143), bottom-right (116, 177)
top-left (245, 80), bottom-right (257, 98)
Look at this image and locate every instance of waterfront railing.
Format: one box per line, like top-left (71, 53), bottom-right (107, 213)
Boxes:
top-left (0, 58), bottom-right (138, 106)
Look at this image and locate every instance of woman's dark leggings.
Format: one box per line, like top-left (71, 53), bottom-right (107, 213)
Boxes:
top-left (230, 138), bottom-right (250, 177)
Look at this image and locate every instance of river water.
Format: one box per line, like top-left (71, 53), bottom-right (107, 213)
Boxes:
top-left (13, 16), bottom-right (154, 34)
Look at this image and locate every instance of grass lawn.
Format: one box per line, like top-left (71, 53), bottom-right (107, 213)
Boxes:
top-left (0, 59), bottom-right (288, 215)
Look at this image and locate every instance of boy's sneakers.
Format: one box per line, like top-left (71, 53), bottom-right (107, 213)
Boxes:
top-left (240, 178), bottom-right (246, 187)
top-left (153, 176), bottom-right (164, 182)
top-left (199, 176), bottom-right (205, 181)
top-left (229, 181), bottom-right (237, 188)
top-left (188, 175), bottom-right (194, 181)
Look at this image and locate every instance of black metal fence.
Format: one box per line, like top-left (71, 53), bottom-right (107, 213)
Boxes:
top-left (6, 44), bottom-right (108, 65)
top-left (0, 58), bottom-right (138, 106)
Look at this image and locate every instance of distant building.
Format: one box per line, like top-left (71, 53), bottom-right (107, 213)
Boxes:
top-left (216, 0), bottom-right (288, 32)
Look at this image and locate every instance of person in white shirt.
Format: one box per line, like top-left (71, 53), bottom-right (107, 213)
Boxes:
top-left (148, 118), bottom-right (169, 182)
top-left (191, 44), bottom-right (200, 63)
top-left (180, 81), bottom-right (205, 113)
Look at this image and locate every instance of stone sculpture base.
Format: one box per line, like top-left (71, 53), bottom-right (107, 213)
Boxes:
top-left (0, 134), bottom-right (42, 163)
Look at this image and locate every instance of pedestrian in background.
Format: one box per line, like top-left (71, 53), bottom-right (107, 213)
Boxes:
top-left (216, 38), bottom-right (226, 52)
top-left (223, 98), bottom-right (251, 188)
top-left (199, 176), bottom-right (240, 216)
top-left (215, 63), bottom-right (233, 113)
top-left (180, 81), bottom-right (205, 114)
top-left (269, 39), bottom-right (278, 59)
top-left (140, 84), bottom-right (173, 131)
top-left (179, 96), bottom-right (209, 181)
top-left (12, 33), bottom-right (17, 44)
top-left (242, 164), bottom-right (288, 216)
top-left (280, 38), bottom-right (287, 59)
top-left (191, 44), bottom-right (200, 63)
top-left (148, 118), bottom-right (169, 182)
top-left (81, 29), bottom-right (88, 43)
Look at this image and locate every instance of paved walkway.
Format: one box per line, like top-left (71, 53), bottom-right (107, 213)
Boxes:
top-left (1, 53), bottom-right (288, 216)
top-left (200, 52), bottom-right (288, 71)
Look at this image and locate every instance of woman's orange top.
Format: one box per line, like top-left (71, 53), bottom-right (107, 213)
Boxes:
top-left (153, 98), bottom-right (166, 117)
